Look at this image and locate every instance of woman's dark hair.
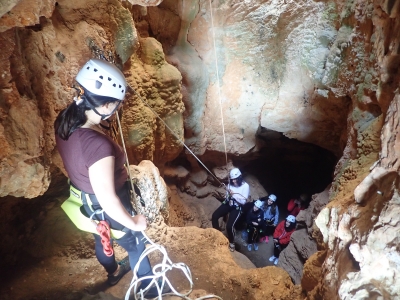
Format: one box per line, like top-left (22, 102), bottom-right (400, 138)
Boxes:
top-left (285, 220), bottom-right (297, 231)
top-left (54, 87), bottom-right (120, 140)
top-left (270, 202), bottom-right (277, 215)
top-left (230, 175), bottom-right (243, 186)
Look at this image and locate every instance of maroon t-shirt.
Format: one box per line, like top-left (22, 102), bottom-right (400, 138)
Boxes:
top-left (56, 128), bottom-right (127, 194)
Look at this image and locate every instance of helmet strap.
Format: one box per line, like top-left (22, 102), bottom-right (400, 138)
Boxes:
top-left (86, 100), bottom-right (122, 120)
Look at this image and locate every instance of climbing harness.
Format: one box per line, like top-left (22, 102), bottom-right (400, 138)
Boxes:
top-left (61, 184), bottom-right (126, 239)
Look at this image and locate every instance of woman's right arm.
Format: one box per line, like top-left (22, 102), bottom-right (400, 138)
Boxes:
top-left (89, 156), bottom-right (147, 231)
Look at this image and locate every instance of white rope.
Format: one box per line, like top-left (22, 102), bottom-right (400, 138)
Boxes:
top-left (116, 111), bottom-right (140, 211)
top-left (116, 98), bottom-right (223, 300)
top-left (128, 86), bottom-right (225, 188)
top-left (208, 0), bottom-right (228, 168)
top-left (124, 231), bottom-right (223, 300)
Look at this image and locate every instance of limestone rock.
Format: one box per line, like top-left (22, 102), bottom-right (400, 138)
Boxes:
top-left (148, 0), bottom-right (348, 157)
top-left (163, 165), bottom-right (190, 183)
top-left (278, 228), bottom-right (318, 284)
top-left (189, 169), bottom-right (208, 187)
top-left (301, 250), bottom-right (326, 292)
top-left (129, 160), bottom-right (169, 223)
top-left (0, 0), bottom-right (56, 32)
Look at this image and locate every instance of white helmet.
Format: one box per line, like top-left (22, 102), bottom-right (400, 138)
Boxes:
top-left (230, 168), bottom-right (242, 179)
top-left (286, 215), bottom-right (296, 223)
top-left (76, 59), bottom-right (127, 100)
top-left (254, 200), bottom-right (263, 209)
top-left (268, 194), bottom-right (277, 202)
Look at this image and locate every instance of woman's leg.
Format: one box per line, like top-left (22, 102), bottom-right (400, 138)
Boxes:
top-left (274, 243), bottom-right (282, 258)
top-left (226, 209), bottom-right (241, 243)
top-left (212, 204), bottom-right (231, 230)
top-left (247, 226), bottom-right (256, 244)
top-left (116, 231), bottom-right (152, 278)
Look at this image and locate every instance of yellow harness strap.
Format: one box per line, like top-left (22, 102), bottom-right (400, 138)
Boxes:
top-left (61, 185), bottom-right (126, 239)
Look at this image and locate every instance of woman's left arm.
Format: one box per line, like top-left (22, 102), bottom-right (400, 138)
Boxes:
top-left (89, 156), bottom-right (147, 232)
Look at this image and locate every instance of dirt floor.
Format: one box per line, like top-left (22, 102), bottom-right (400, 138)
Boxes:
top-left (0, 183), bottom-right (298, 300)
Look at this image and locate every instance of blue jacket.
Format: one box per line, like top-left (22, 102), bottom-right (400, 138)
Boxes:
top-left (263, 205), bottom-right (279, 226)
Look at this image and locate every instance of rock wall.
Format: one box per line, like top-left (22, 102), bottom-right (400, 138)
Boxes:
top-left (143, 0), bottom-right (350, 157)
top-left (1, 0), bottom-right (400, 299)
top-left (303, 0), bottom-right (400, 299)
top-left (0, 0), bottom-right (184, 198)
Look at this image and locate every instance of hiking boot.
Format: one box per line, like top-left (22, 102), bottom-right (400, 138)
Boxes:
top-left (253, 243), bottom-right (259, 251)
top-left (229, 243), bottom-right (235, 252)
top-left (247, 244), bottom-right (252, 251)
top-left (269, 255), bottom-right (277, 262)
top-left (274, 258), bottom-right (279, 265)
top-left (107, 256), bottom-right (131, 286)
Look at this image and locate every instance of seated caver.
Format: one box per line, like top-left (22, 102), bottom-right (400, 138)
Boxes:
top-left (259, 194), bottom-right (279, 243)
top-left (269, 215), bottom-right (297, 265)
top-left (287, 193), bottom-right (307, 216)
top-left (244, 200), bottom-right (264, 251)
top-left (211, 168), bottom-right (250, 252)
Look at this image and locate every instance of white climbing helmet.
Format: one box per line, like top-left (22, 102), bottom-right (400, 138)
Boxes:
top-left (268, 194), bottom-right (277, 202)
top-left (286, 215), bottom-right (296, 223)
top-left (254, 200), bottom-right (263, 209)
top-left (230, 168), bottom-right (242, 179)
top-left (75, 59), bottom-right (127, 100)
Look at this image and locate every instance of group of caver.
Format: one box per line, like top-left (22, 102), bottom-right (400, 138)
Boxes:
top-left (212, 168), bottom-right (307, 266)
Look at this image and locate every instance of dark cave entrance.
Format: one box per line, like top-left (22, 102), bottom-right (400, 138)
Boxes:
top-left (235, 133), bottom-right (337, 216)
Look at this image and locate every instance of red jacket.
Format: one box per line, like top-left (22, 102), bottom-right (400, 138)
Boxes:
top-left (273, 220), bottom-right (295, 246)
top-left (287, 199), bottom-right (305, 216)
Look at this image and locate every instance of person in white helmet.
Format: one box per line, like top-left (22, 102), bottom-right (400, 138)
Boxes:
top-left (259, 194), bottom-right (279, 243)
top-left (55, 59), bottom-right (167, 297)
top-left (211, 168), bottom-right (250, 252)
top-left (269, 215), bottom-right (297, 265)
top-left (244, 200), bottom-right (264, 251)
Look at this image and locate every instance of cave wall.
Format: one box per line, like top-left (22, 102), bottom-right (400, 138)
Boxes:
top-left (143, 0), bottom-right (351, 157)
top-left (1, 0), bottom-right (400, 299)
top-left (0, 0), bottom-right (184, 198)
top-left (303, 0), bottom-right (400, 299)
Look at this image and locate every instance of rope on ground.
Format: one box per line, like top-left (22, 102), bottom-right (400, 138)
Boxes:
top-left (125, 231), bottom-right (223, 300)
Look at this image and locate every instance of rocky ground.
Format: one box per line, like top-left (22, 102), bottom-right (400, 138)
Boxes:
top-left (0, 182), bottom-right (300, 300)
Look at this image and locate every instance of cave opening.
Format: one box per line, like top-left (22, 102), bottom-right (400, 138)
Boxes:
top-left (238, 133), bottom-right (337, 214)
top-left (227, 132), bottom-right (338, 268)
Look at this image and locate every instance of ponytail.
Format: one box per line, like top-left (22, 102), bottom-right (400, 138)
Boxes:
top-left (54, 101), bottom-right (88, 140)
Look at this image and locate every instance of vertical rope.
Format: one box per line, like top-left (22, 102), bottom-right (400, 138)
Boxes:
top-left (116, 111), bottom-right (139, 212)
top-left (209, 0), bottom-right (229, 167)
